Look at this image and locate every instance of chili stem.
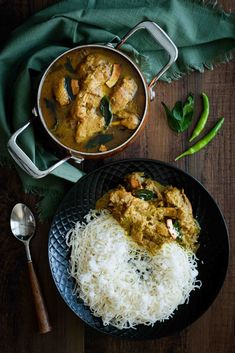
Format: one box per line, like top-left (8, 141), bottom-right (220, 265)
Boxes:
top-left (175, 117), bottom-right (224, 161)
top-left (189, 92), bottom-right (209, 142)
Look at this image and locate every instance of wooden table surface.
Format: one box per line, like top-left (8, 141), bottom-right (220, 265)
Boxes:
top-left (0, 1), bottom-right (234, 352)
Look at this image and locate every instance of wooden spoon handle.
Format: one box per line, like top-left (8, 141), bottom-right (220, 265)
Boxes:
top-left (27, 261), bottom-right (52, 334)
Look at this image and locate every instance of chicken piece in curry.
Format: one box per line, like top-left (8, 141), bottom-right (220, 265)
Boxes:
top-left (96, 172), bottom-right (200, 254)
top-left (40, 48), bottom-right (145, 153)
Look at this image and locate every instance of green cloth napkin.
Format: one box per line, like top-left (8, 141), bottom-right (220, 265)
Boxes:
top-left (0, 0), bottom-right (234, 219)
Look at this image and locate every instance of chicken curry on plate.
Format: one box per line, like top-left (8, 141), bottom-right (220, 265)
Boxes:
top-left (96, 172), bottom-right (200, 254)
top-left (40, 47), bottom-right (146, 153)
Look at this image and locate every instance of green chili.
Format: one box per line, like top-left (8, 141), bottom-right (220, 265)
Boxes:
top-left (175, 117), bottom-right (224, 161)
top-left (189, 92), bottom-right (209, 142)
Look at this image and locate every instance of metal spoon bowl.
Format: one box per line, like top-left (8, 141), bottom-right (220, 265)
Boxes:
top-left (10, 203), bottom-right (52, 334)
top-left (10, 203), bottom-right (35, 259)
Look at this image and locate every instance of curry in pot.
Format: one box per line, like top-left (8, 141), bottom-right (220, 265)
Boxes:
top-left (40, 47), bottom-right (146, 153)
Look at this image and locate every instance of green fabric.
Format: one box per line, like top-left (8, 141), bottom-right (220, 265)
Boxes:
top-left (0, 0), bottom-right (234, 218)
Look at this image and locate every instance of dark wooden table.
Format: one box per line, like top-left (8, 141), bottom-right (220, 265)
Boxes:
top-left (0, 1), bottom-right (234, 352)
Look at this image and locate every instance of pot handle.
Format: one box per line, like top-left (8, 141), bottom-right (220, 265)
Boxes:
top-left (115, 21), bottom-right (178, 89)
top-left (7, 120), bottom-right (77, 179)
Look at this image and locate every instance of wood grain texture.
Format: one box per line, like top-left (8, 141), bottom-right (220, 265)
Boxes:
top-left (0, 1), bottom-right (234, 353)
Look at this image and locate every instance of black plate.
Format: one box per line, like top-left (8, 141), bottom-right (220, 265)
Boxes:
top-left (48, 159), bottom-right (229, 339)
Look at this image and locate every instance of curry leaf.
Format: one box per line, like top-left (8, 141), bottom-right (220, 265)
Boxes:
top-left (162, 94), bottom-right (194, 133)
top-left (44, 98), bottom-right (59, 131)
top-left (86, 134), bottom-right (113, 149)
top-left (64, 57), bottom-right (76, 73)
top-left (133, 189), bottom-right (154, 201)
top-left (44, 98), bottom-right (56, 113)
top-left (100, 96), bottom-right (113, 127)
top-left (64, 76), bottom-right (75, 100)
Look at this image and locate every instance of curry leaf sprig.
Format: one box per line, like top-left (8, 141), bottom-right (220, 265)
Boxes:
top-left (162, 94), bottom-right (194, 133)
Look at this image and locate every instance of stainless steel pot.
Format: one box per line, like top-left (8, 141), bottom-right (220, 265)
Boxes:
top-left (8, 21), bottom-right (178, 178)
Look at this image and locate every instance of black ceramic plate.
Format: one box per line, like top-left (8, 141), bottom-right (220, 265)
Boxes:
top-left (48, 159), bottom-right (229, 339)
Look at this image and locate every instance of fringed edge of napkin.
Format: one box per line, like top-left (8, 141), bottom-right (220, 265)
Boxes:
top-left (165, 49), bottom-right (235, 82)
top-left (190, 0), bottom-right (235, 17)
top-left (169, 0), bottom-right (235, 80)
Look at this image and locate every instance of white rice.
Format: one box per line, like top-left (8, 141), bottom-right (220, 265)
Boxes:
top-left (66, 210), bottom-right (201, 329)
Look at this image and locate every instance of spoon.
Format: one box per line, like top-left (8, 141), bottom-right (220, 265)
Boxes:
top-left (10, 203), bottom-right (52, 334)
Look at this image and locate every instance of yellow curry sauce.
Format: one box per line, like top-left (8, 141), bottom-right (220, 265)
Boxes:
top-left (40, 47), bottom-right (146, 153)
top-left (96, 172), bottom-right (200, 254)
